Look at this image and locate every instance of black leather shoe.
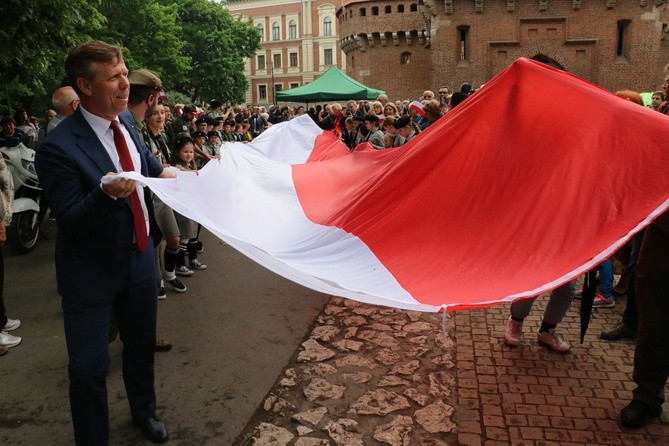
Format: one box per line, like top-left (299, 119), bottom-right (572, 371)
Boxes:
top-left (620, 400), bottom-right (662, 428)
top-left (133, 416), bottom-right (169, 443)
top-left (600, 322), bottom-right (636, 341)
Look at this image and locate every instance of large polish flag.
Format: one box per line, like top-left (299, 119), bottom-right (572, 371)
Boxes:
top-left (127, 58), bottom-right (669, 312)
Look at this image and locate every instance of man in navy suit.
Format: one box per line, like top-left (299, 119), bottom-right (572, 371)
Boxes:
top-left (35, 40), bottom-right (176, 445)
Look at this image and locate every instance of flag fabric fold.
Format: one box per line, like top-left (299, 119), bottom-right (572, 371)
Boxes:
top-left (124, 58), bottom-right (669, 313)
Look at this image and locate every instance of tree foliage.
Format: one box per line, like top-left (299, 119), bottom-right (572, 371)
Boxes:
top-left (93, 0), bottom-right (191, 91)
top-left (0, 0), bottom-right (104, 115)
top-left (0, 0), bottom-right (259, 117)
top-left (168, 0), bottom-right (261, 104)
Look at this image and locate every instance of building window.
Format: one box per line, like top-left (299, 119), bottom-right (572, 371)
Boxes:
top-left (273, 53), bottom-right (282, 69)
top-left (256, 23), bottom-right (264, 41)
top-left (398, 4), bottom-right (404, 12)
top-left (289, 20), bottom-right (297, 39)
top-left (400, 51), bottom-right (411, 64)
top-left (323, 17), bottom-right (332, 36)
top-left (289, 52), bottom-right (298, 67)
top-left (272, 22), bottom-right (280, 41)
top-left (457, 25), bottom-right (470, 61)
top-left (324, 48), bottom-right (333, 65)
top-left (410, 3), bottom-right (418, 11)
top-left (274, 83), bottom-right (283, 93)
top-left (259, 85), bottom-right (267, 101)
top-left (616, 19), bottom-right (631, 59)
top-left (385, 5), bottom-right (392, 13)
top-left (372, 6), bottom-right (379, 15)
top-left (360, 8), bottom-right (366, 16)
top-left (290, 83), bottom-right (299, 89)
top-left (257, 54), bottom-right (266, 70)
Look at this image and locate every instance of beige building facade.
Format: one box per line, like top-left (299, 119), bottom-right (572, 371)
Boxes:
top-left (227, 0), bottom-right (344, 106)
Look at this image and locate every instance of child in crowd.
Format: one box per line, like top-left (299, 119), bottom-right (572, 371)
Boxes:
top-left (170, 136), bottom-right (207, 274)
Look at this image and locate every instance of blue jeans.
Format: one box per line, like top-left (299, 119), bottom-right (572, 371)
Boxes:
top-left (597, 259), bottom-right (613, 298)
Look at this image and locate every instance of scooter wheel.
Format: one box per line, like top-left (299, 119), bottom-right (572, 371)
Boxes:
top-left (7, 210), bottom-right (40, 254)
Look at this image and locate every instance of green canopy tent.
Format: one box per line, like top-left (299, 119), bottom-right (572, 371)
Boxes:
top-left (275, 66), bottom-right (385, 103)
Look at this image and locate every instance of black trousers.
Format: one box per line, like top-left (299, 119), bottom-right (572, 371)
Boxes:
top-left (63, 243), bottom-right (158, 446)
top-left (0, 246), bottom-right (6, 329)
top-left (622, 230), bottom-right (644, 329)
top-left (632, 269), bottom-right (669, 408)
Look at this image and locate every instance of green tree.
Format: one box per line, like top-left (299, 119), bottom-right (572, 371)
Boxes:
top-left (94, 0), bottom-right (191, 91)
top-left (167, 0), bottom-right (260, 104)
top-left (0, 0), bottom-right (104, 116)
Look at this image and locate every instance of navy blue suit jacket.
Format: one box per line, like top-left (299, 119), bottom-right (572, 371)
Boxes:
top-left (35, 108), bottom-right (163, 305)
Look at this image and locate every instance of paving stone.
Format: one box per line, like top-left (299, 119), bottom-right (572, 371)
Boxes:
top-left (428, 371), bottom-right (455, 396)
top-left (414, 400), bottom-right (456, 433)
top-left (403, 388), bottom-right (429, 406)
top-left (348, 389), bottom-right (411, 416)
top-left (263, 394), bottom-right (295, 413)
top-left (334, 354), bottom-right (376, 369)
top-left (341, 372), bottom-right (372, 383)
top-left (378, 375), bottom-right (412, 387)
top-left (403, 321), bottom-right (435, 333)
top-left (252, 422), bottom-right (294, 445)
top-left (324, 418), bottom-right (363, 446)
top-left (303, 378), bottom-right (345, 401)
top-left (294, 437), bottom-right (330, 446)
top-left (291, 407), bottom-right (328, 427)
top-left (236, 294), bottom-right (669, 445)
top-left (302, 363), bottom-right (337, 377)
top-left (310, 325), bottom-right (340, 342)
top-left (372, 415), bottom-right (413, 446)
top-left (375, 350), bottom-right (401, 366)
top-left (331, 339), bottom-right (363, 352)
top-left (298, 339), bottom-right (336, 362)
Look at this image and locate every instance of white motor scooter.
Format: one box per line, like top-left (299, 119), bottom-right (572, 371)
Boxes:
top-left (0, 142), bottom-right (44, 253)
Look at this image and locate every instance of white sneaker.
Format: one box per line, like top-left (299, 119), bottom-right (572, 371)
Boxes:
top-left (190, 259), bottom-right (207, 270)
top-left (504, 317), bottom-right (523, 346)
top-left (176, 265), bottom-right (194, 276)
top-left (537, 329), bottom-right (571, 353)
top-left (3, 318), bottom-right (20, 331)
top-left (0, 331), bottom-right (21, 348)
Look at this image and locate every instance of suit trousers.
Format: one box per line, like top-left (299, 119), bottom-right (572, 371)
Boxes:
top-left (632, 270), bottom-right (669, 408)
top-left (62, 239), bottom-right (158, 446)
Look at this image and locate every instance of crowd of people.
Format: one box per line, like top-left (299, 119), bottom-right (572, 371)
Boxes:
top-left (0, 38), bottom-right (667, 443)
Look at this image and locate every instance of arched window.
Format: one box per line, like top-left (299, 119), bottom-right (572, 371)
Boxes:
top-left (323, 17), bottom-right (332, 36)
top-left (372, 6), bottom-right (379, 15)
top-left (410, 3), bottom-right (418, 11)
top-left (385, 5), bottom-right (392, 13)
top-left (256, 23), bottom-right (264, 41)
top-left (289, 20), bottom-right (297, 39)
top-left (400, 52), bottom-right (411, 65)
top-left (397, 4), bottom-right (404, 12)
top-left (272, 22), bottom-right (280, 41)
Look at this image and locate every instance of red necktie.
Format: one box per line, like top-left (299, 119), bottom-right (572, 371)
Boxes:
top-left (110, 120), bottom-right (148, 252)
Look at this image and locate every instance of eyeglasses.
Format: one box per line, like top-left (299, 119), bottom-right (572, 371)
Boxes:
top-left (438, 91), bottom-right (449, 95)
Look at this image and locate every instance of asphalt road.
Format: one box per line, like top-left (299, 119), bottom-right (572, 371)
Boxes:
top-left (0, 222), bottom-right (329, 445)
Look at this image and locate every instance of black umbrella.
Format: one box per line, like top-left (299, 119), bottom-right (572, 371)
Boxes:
top-left (580, 270), bottom-right (598, 343)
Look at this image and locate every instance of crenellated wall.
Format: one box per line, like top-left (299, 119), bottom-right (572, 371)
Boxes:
top-left (338, 0), bottom-right (669, 101)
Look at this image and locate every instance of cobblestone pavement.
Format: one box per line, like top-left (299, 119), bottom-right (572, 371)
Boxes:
top-left (236, 291), bottom-right (669, 445)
